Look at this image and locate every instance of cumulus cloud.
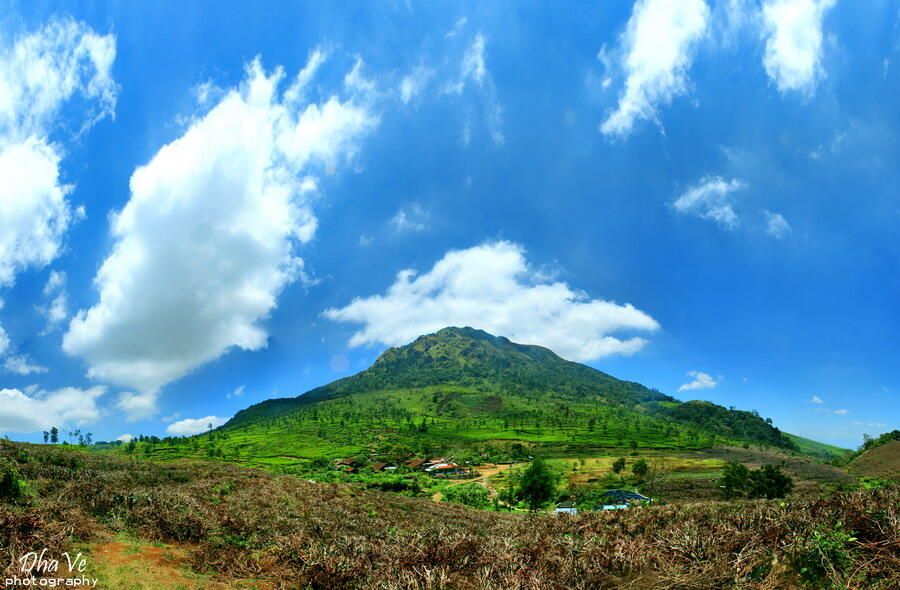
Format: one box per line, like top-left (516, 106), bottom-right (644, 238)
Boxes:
top-left (764, 210), bottom-right (792, 238)
top-left (679, 370), bottom-right (720, 391)
top-left (64, 56), bottom-right (377, 400)
top-left (0, 386), bottom-right (106, 432)
top-left (115, 434), bottom-right (133, 443)
top-left (167, 415), bottom-right (230, 436)
top-left (600, 0), bottom-right (710, 137)
top-left (673, 176), bottom-right (746, 229)
top-left (0, 18), bottom-right (116, 288)
top-left (810, 395), bottom-right (824, 403)
top-left (324, 241), bottom-right (660, 362)
top-left (761, 0), bottom-right (835, 95)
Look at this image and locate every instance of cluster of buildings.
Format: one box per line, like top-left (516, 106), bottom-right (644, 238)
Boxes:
top-left (555, 490), bottom-right (650, 514)
top-left (333, 455), bottom-right (469, 476)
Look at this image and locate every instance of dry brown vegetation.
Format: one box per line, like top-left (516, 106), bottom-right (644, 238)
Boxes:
top-left (1, 440), bottom-right (897, 589)
top-left (848, 440), bottom-right (900, 480)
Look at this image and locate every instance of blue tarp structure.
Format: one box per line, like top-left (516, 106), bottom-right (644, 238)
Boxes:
top-left (599, 490), bottom-right (650, 503)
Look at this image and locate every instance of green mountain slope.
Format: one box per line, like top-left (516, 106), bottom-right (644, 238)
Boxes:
top-left (184, 327), bottom-right (800, 462)
top-left (785, 433), bottom-right (849, 460)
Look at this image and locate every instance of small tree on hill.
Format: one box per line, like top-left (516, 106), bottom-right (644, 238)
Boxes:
top-left (747, 464), bottom-right (793, 499)
top-left (49, 427), bottom-right (58, 444)
top-left (611, 457), bottom-right (626, 474)
top-left (632, 458), bottom-right (649, 480)
top-left (517, 458), bottom-right (557, 512)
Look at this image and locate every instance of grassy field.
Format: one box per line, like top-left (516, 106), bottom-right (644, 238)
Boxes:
top-left (1, 440), bottom-right (897, 589)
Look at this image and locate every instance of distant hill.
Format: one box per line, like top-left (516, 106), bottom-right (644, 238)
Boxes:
top-left (846, 430), bottom-right (900, 480)
top-left (848, 440), bottom-right (900, 480)
top-left (191, 327), bottom-right (803, 461)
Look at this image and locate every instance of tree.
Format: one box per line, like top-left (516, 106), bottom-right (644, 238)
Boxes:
top-left (611, 457), bottom-right (626, 474)
top-left (42, 431), bottom-right (49, 444)
top-left (632, 459), bottom-right (649, 480)
top-left (517, 458), bottom-right (557, 512)
top-left (720, 461), bottom-right (750, 499)
top-left (747, 464), bottom-right (793, 499)
top-left (49, 427), bottom-right (58, 444)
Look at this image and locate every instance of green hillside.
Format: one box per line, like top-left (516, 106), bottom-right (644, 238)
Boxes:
top-left (785, 433), bottom-right (849, 460)
top-left (135, 327), bottom-right (798, 464)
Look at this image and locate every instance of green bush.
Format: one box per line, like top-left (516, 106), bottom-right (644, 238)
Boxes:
top-left (442, 482), bottom-right (490, 509)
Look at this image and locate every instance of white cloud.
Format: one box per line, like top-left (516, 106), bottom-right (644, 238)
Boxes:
top-left (764, 210), bottom-right (792, 238)
top-left (600, 0), bottom-right (710, 137)
top-left (443, 33), bottom-right (504, 146)
top-left (3, 354), bottom-right (47, 375)
top-left (166, 415), bottom-right (230, 436)
top-left (116, 434), bottom-right (133, 442)
top-left (0, 386), bottom-right (105, 432)
top-left (834, 408), bottom-right (848, 415)
top-left (810, 395), bottom-right (824, 403)
top-left (761, 0), bottom-right (836, 95)
top-left (391, 202), bottom-right (430, 234)
top-left (64, 56), bottom-right (377, 400)
top-left (344, 57), bottom-right (375, 94)
top-left (673, 176), bottom-right (746, 229)
top-left (324, 241), bottom-right (659, 362)
top-left (0, 324), bottom-right (9, 356)
top-left (226, 385), bottom-right (244, 399)
top-left (38, 270), bottom-right (69, 333)
top-left (679, 370), bottom-right (719, 392)
top-left (446, 17), bottom-right (468, 39)
top-left (116, 390), bottom-right (159, 421)
top-left (400, 66), bottom-right (432, 104)
top-left (0, 18), bottom-right (116, 288)
top-left (461, 33), bottom-right (487, 86)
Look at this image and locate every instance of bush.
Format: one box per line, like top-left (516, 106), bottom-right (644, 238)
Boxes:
top-left (747, 464), bottom-right (793, 499)
top-left (0, 459), bottom-right (32, 503)
top-left (792, 522), bottom-right (857, 585)
top-left (720, 461), bottom-right (750, 499)
top-left (442, 483), bottom-right (490, 509)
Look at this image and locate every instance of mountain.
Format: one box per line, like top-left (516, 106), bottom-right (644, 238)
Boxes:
top-left (208, 327), bottom-right (798, 460)
top-left (227, 327), bottom-right (677, 428)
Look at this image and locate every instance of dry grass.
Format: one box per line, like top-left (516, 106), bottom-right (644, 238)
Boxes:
top-left (0, 441), bottom-right (897, 589)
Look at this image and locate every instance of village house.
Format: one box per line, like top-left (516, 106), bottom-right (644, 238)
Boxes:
top-left (405, 458), bottom-right (427, 470)
top-left (424, 462), bottom-right (465, 476)
top-left (370, 461), bottom-right (396, 472)
top-left (334, 457), bottom-right (358, 473)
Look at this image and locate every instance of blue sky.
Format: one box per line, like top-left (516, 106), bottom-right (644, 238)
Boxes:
top-left (0, 0), bottom-right (897, 447)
